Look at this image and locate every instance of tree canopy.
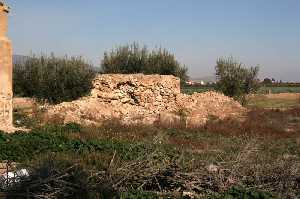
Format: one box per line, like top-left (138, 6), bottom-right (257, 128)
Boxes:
top-left (215, 56), bottom-right (260, 102)
top-left (101, 43), bottom-right (188, 81)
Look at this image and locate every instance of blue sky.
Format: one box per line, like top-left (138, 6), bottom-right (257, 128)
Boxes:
top-left (5, 0), bottom-right (300, 81)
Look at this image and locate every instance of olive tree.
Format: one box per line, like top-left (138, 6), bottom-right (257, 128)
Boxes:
top-left (13, 54), bottom-right (96, 104)
top-left (101, 42), bottom-right (188, 81)
top-left (215, 57), bottom-right (260, 103)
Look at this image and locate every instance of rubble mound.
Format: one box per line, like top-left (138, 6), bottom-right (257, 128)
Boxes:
top-left (47, 74), bottom-right (245, 127)
top-left (177, 92), bottom-right (245, 127)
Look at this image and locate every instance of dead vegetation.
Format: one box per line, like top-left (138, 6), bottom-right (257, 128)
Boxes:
top-left (3, 88), bottom-right (300, 198)
top-left (204, 107), bottom-right (300, 137)
top-left (2, 136), bottom-right (299, 198)
top-left (1, 104), bottom-right (299, 198)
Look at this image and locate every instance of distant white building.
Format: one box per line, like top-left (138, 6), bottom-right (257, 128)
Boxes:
top-left (186, 80), bottom-right (206, 86)
top-left (185, 80), bottom-right (194, 85)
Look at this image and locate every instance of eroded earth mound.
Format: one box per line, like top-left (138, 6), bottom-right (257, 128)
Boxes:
top-left (47, 74), bottom-right (245, 127)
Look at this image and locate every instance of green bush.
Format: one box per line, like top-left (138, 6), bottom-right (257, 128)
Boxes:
top-left (215, 57), bottom-right (260, 103)
top-left (13, 54), bottom-right (96, 104)
top-left (101, 42), bottom-right (188, 81)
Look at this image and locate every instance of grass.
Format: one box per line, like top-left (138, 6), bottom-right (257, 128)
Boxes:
top-left (258, 86), bottom-right (300, 94)
top-left (181, 85), bottom-right (300, 109)
top-left (247, 94), bottom-right (300, 109)
top-left (181, 86), bottom-right (300, 95)
top-left (1, 107), bottom-right (300, 198)
top-left (181, 86), bottom-right (214, 95)
top-left (2, 126), bottom-right (298, 198)
top-left (1, 98), bottom-right (300, 198)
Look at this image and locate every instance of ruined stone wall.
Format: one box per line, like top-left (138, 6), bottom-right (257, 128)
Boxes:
top-left (91, 74), bottom-right (180, 109)
top-left (47, 74), bottom-right (245, 127)
top-left (48, 74), bottom-right (181, 125)
top-left (0, 2), bottom-right (13, 130)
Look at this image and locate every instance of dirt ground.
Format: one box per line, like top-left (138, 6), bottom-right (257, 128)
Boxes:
top-left (265, 93), bottom-right (300, 100)
top-left (248, 93), bottom-right (300, 109)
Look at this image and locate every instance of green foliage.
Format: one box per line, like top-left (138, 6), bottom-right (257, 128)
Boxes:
top-left (0, 129), bottom-right (69, 162)
top-left (215, 57), bottom-right (260, 102)
top-left (219, 187), bottom-right (276, 199)
top-left (13, 54), bottom-right (96, 104)
top-left (101, 42), bottom-right (188, 81)
top-left (0, 124), bottom-right (150, 162)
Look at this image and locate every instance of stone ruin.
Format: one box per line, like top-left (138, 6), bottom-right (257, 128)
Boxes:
top-left (0, 2), bottom-right (13, 132)
top-left (91, 74), bottom-right (180, 108)
top-left (47, 74), bottom-right (245, 127)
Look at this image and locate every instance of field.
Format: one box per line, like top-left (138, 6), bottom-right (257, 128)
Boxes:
top-left (182, 86), bottom-right (213, 95)
top-left (248, 93), bottom-right (300, 109)
top-left (182, 86), bottom-right (300, 95)
top-left (0, 94), bottom-right (300, 198)
top-left (258, 86), bottom-right (300, 94)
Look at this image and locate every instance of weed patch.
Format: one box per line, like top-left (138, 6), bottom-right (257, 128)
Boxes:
top-left (1, 108), bottom-right (300, 198)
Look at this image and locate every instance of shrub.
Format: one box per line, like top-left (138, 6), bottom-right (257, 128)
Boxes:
top-left (215, 57), bottom-right (260, 103)
top-left (13, 54), bottom-right (96, 104)
top-left (101, 42), bottom-right (188, 81)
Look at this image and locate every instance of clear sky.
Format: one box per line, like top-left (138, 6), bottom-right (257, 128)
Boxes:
top-left (5, 0), bottom-right (300, 81)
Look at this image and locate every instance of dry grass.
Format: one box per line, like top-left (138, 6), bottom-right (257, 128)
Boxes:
top-left (247, 93), bottom-right (300, 109)
top-left (204, 107), bottom-right (300, 137)
top-left (6, 96), bottom-right (300, 198)
top-left (3, 139), bottom-right (299, 198)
